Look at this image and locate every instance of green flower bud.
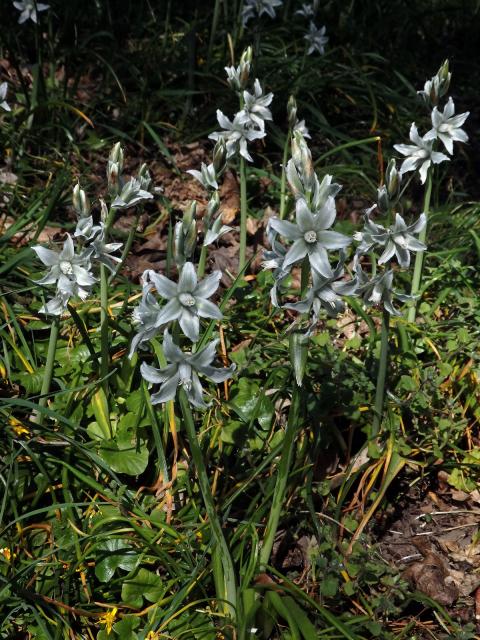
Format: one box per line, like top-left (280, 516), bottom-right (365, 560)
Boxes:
top-left (107, 142), bottom-right (124, 196)
top-left (72, 183), bottom-right (90, 217)
top-left (287, 95), bottom-right (298, 130)
top-left (385, 159), bottom-right (401, 200)
top-left (212, 138), bottom-right (227, 176)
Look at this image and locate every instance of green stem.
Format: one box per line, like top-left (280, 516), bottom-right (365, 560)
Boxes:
top-left (178, 388), bottom-right (237, 620)
top-left (110, 211), bottom-right (140, 283)
top-left (371, 308), bottom-right (390, 439)
top-left (259, 384), bottom-right (301, 570)
top-left (197, 244), bottom-right (208, 279)
top-left (279, 130), bottom-right (291, 220)
top-left (407, 171), bottom-right (433, 323)
top-left (100, 263), bottom-right (110, 387)
top-left (35, 315), bottom-right (60, 425)
top-left (239, 156), bottom-right (248, 274)
top-left (207, 0), bottom-right (222, 68)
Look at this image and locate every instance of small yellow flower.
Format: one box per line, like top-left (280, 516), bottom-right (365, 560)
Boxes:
top-left (99, 607), bottom-right (118, 635)
top-left (0, 547), bottom-right (12, 562)
top-left (146, 632), bottom-right (160, 640)
top-left (9, 417), bottom-right (30, 437)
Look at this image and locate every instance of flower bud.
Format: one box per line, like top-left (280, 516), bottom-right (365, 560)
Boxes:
top-left (137, 163), bottom-right (152, 192)
top-left (289, 331), bottom-right (309, 387)
top-left (376, 185), bottom-right (389, 215)
top-left (207, 191), bottom-right (220, 219)
top-left (437, 59), bottom-right (451, 98)
top-left (292, 131), bottom-right (314, 189)
top-left (287, 95), bottom-right (297, 130)
top-left (174, 203), bottom-right (198, 267)
top-left (212, 138), bottom-right (227, 176)
top-left (239, 46), bottom-right (252, 89)
top-left (72, 183), bottom-right (90, 217)
top-left (385, 158), bottom-right (401, 200)
top-left (107, 142), bottom-right (124, 196)
top-left (100, 198), bottom-right (108, 223)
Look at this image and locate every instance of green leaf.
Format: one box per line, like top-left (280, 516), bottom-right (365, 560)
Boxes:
top-left (230, 378), bottom-right (274, 428)
top-left (282, 596), bottom-right (318, 640)
top-left (91, 388), bottom-right (113, 439)
top-left (320, 575), bottom-right (339, 597)
top-left (98, 414), bottom-right (149, 476)
top-left (113, 616), bottom-right (140, 640)
top-left (121, 568), bottom-right (164, 608)
top-left (94, 539), bottom-right (139, 582)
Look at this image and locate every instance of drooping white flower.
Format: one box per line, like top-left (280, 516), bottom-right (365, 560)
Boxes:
top-left (209, 110), bottom-right (266, 162)
top-left (393, 123), bottom-right (449, 184)
top-left (13, 0), bottom-right (49, 24)
top-left (304, 22), bottom-right (328, 55)
top-left (141, 331), bottom-right (235, 408)
top-left (0, 83), bottom-right (11, 112)
top-left (242, 0), bottom-right (283, 26)
top-left (424, 97), bottom-right (469, 155)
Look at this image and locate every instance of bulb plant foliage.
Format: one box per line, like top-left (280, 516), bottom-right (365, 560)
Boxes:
top-left (11, 34), bottom-right (471, 637)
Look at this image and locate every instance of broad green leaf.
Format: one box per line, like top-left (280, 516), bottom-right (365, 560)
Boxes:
top-left (94, 539), bottom-right (139, 582)
top-left (113, 616), bottom-right (140, 640)
top-left (121, 568), bottom-right (164, 608)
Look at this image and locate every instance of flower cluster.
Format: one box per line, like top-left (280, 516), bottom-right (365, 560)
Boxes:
top-left (134, 256), bottom-right (235, 408)
top-left (32, 144), bottom-right (154, 315)
top-left (209, 48), bottom-right (273, 163)
top-left (394, 61), bottom-right (469, 184)
top-left (264, 120), bottom-right (430, 332)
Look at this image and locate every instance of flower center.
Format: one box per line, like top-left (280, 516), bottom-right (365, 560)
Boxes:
top-left (179, 293), bottom-right (196, 307)
top-left (304, 230), bottom-right (317, 244)
top-left (59, 260), bottom-right (73, 275)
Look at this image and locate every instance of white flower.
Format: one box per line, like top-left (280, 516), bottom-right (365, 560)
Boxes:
top-left (393, 123), bottom-right (449, 184)
top-left (424, 97), bottom-right (469, 155)
top-left (242, 0), bottom-right (283, 26)
top-left (293, 118), bottom-right (311, 139)
top-left (111, 177), bottom-right (154, 209)
top-left (295, 3), bottom-right (315, 18)
top-left (141, 331), bottom-right (235, 408)
top-left (209, 110), bottom-right (265, 162)
top-left (32, 235), bottom-right (96, 315)
top-left (13, 1), bottom-right (49, 24)
top-left (0, 83), bottom-right (11, 112)
top-left (304, 22), bottom-right (328, 55)
top-left (237, 79), bottom-right (273, 130)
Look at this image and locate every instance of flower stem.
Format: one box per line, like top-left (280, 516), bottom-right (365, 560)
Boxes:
top-left (371, 308), bottom-right (390, 439)
top-left (238, 156), bottom-right (248, 274)
top-left (35, 315), bottom-right (60, 425)
top-left (407, 171), bottom-right (433, 323)
top-left (100, 263), bottom-right (110, 387)
top-left (197, 243), bottom-right (208, 279)
top-left (110, 211), bottom-right (140, 283)
top-left (259, 383), bottom-right (301, 571)
top-left (279, 130), bottom-right (291, 220)
top-left (178, 388), bottom-right (237, 620)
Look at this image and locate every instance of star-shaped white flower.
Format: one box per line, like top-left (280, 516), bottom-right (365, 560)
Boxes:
top-left (209, 110), bottom-right (265, 162)
top-left (424, 97), bottom-right (469, 155)
top-left (304, 22), bottom-right (328, 55)
top-left (13, 1), bottom-right (49, 24)
top-left (393, 123), bottom-right (449, 184)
